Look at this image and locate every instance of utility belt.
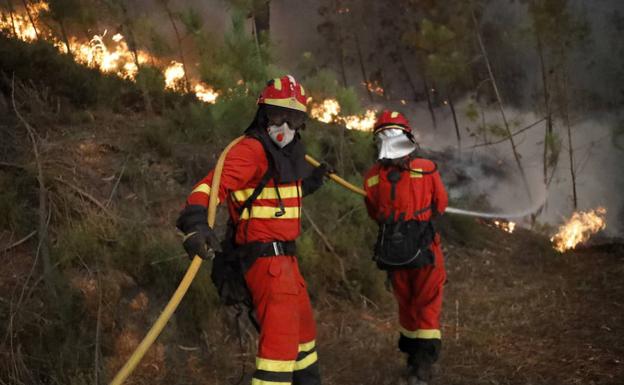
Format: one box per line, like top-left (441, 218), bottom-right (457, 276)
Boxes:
top-left (211, 238), bottom-right (297, 308)
top-left (374, 218), bottom-right (436, 271)
top-left (235, 240), bottom-right (297, 272)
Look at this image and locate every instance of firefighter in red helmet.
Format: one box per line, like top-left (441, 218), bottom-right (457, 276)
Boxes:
top-left (363, 110), bottom-right (448, 385)
top-left (176, 75), bottom-right (330, 385)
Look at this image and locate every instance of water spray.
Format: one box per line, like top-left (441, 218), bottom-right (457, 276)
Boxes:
top-left (304, 154), bottom-right (542, 220)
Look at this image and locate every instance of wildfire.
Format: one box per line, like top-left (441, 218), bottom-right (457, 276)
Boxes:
top-left (194, 83), bottom-right (219, 104)
top-left (0, 1), bottom-right (48, 41)
top-left (550, 207), bottom-right (607, 252)
top-left (493, 220), bottom-right (516, 234)
top-left (164, 61), bottom-right (186, 90)
top-left (309, 98), bottom-right (377, 131)
top-left (364, 80), bottom-right (384, 96)
top-left (0, 2), bottom-right (219, 102)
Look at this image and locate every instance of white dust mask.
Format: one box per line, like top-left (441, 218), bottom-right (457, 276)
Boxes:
top-left (376, 128), bottom-right (416, 159)
top-left (267, 122), bottom-right (296, 148)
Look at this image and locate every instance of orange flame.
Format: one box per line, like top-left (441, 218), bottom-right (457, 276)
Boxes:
top-left (1, 2), bottom-right (219, 103)
top-left (550, 207), bottom-right (607, 252)
top-left (364, 80), bottom-right (384, 96)
top-left (309, 98), bottom-right (377, 131)
top-left (493, 220), bottom-right (516, 234)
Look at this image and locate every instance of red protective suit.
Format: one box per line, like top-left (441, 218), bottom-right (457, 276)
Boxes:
top-left (364, 156), bottom-right (448, 364)
top-left (185, 137), bottom-right (320, 385)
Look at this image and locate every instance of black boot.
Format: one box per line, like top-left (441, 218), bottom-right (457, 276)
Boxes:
top-left (406, 353), bottom-right (433, 385)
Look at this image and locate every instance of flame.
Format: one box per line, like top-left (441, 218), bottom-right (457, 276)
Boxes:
top-left (1, 2), bottom-right (219, 103)
top-left (309, 98), bottom-right (377, 131)
top-left (550, 207), bottom-right (607, 252)
top-left (342, 109), bottom-right (377, 131)
top-left (310, 99), bottom-right (341, 123)
top-left (493, 220), bottom-right (516, 234)
top-left (0, 1), bottom-right (48, 41)
top-left (364, 80), bottom-right (384, 96)
top-left (194, 83), bottom-right (219, 104)
top-left (164, 61), bottom-right (185, 90)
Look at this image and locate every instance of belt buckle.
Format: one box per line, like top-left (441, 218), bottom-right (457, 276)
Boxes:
top-left (272, 241), bottom-right (284, 256)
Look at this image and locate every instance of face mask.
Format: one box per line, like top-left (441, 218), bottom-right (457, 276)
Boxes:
top-left (267, 122), bottom-right (296, 148)
top-left (375, 128), bottom-right (416, 160)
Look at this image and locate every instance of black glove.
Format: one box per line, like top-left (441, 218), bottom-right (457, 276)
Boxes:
top-left (302, 162), bottom-right (335, 196)
top-left (176, 205), bottom-right (221, 259)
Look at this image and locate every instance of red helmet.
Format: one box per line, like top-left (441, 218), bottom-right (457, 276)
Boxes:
top-left (373, 110), bottom-right (411, 135)
top-left (257, 75), bottom-right (308, 113)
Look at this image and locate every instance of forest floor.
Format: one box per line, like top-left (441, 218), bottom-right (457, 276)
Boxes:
top-left (314, 231), bottom-right (624, 385)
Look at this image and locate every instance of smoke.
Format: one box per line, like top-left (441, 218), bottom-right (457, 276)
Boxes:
top-left (397, 98), bottom-right (624, 235)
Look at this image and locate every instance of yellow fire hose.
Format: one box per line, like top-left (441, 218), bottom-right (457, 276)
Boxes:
top-left (109, 136), bottom-right (244, 385)
top-left (303, 155), bottom-right (366, 196)
top-left (109, 138), bottom-right (361, 384)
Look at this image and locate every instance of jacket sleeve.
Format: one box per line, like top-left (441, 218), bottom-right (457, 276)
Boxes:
top-left (186, 139), bottom-right (262, 208)
top-left (363, 167), bottom-right (379, 220)
top-left (431, 167), bottom-right (448, 215)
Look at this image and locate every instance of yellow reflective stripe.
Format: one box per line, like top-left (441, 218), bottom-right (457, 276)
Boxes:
top-left (256, 357), bottom-right (295, 373)
top-left (298, 340), bottom-right (315, 352)
top-left (273, 78), bottom-right (282, 90)
top-left (240, 206), bottom-right (300, 220)
top-left (232, 185), bottom-right (301, 202)
top-left (191, 183), bottom-right (211, 195)
top-left (410, 169), bottom-right (423, 178)
top-left (400, 328), bottom-right (441, 339)
top-left (251, 380), bottom-right (291, 385)
top-left (299, 85), bottom-right (305, 96)
top-left (391, 111), bottom-right (399, 118)
top-left (294, 351), bottom-right (318, 371)
top-left (263, 98), bottom-right (307, 112)
top-left (366, 175), bottom-right (379, 187)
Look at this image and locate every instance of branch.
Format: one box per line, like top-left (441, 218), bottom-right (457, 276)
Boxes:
top-left (1, 231), bottom-right (37, 253)
top-left (53, 176), bottom-right (116, 218)
top-left (469, 118), bottom-right (546, 149)
top-left (301, 207), bottom-right (350, 289)
top-left (11, 74), bottom-right (53, 295)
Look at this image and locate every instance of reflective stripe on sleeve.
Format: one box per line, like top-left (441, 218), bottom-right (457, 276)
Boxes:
top-left (410, 169), bottom-right (423, 178)
top-left (191, 183), bottom-right (211, 194)
top-left (366, 175), bottom-right (379, 187)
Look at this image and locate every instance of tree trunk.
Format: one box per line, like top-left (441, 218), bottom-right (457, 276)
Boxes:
top-left (21, 0), bottom-right (39, 40)
top-left (536, 33), bottom-right (554, 186)
top-left (118, 0), bottom-right (153, 113)
top-left (420, 67), bottom-right (437, 130)
top-left (354, 34), bottom-right (373, 101)
top-left (397, 51), bottom-right (420, 104)
top-left (472, 10), bottom-right (532, 201)
top-left (161, 1), bottom-right (190, 92)
top-left (448, 92), bottom-right (461, 152)
top-left (562, 69), bottom-right (577, 209)
top-left (58, 19), bottom-right (72, 56)
top-left (334, 0), bottom-right (348, 87)
top-left (253, 0), bottom-right (270, 40)
top-left (6, 0), bottom-right (18, 37)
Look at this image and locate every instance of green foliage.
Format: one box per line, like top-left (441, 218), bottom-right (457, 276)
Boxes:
top-left (0, 171), bottom-right (34, 234)
top-left (199, 11), bottom-right (270, 92)
top-left (545, 131), bottom-right (561, 167)
top-left (464, 102), bottom-right (480, 123)
top-left (0, 35), bottom-right (143, 109)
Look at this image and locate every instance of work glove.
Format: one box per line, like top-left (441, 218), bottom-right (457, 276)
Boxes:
top-left (176, 205), bottom-right (221, 260)
top-left (302, 162), bottom-right (335, 196)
